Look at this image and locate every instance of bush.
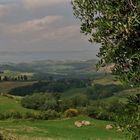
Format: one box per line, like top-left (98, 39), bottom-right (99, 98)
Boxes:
top-left (95, 111), bottom-right (113, 121)
top-left (41, 110), bottom-right (60, 120)
top-left (23, 112), bottom-right (37, 120)
top-left (0, 111), bottom-right (22, 120)
top-left (64, 108), bottom-right (79, 118)
top-left (21, 93), bottom-right (60, 111)
top-left (8, 111), bottom-right (22, 119)
top-left (86, 106), bottom-right (113, 121)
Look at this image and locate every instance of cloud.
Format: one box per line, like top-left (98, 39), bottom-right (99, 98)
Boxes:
top-left (9, 16), bottom-right (63, 33)
top-left (0, 0), bottom-right (97, 55)
top-left (0, 4), bottom-right (13, 17)
top-left (23, 0), bottom-right (69, 9)
top-left (42, 25), bottom-right (80, 40)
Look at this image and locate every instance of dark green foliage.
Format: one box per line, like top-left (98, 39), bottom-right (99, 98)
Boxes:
top-left (0, 110), bottom-right (60, 121)
top-left (70, 94), bottom-right (89, 107)
top-left (21, 93), bottom-right (60, 111)
top-left (21, 93), bottom-right (90, 114)
top-left (41, 110), bottom-right (60, 120)
top-left (116, 94), bottom-right (140, 140)
top-left (0, 111), bottom-right (22, 120)
top-left (85, 99), bottom-right (126, 121)
top-left (22, 111), bottom-right (60, 120)
top-left (59, 94), bottom-right (89, 112)
top-left (9, 78), bottom-right (91, 96)
top-left (107, 99), bottom-right (125, 114)
top-left (86, 104), bottom-right (113, 121)
top-left (72, 0), bottom-right (140, 85)
top-left (86, 84), bottom-right (124, 100)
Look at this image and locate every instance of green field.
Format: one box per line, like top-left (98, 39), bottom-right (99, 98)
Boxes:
top-left (0, 116), bottom-right (125, 140)
top-left (0, 95), bottom-right (36, 113)
top-left (0, 95), bottom-right (126, 140)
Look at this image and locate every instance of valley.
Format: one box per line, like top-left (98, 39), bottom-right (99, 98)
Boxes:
top-left (0, 60), bottom-right (139, 140)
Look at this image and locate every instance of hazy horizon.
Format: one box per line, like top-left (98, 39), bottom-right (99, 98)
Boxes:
top-left (0, 50), bottom-right (99, 63)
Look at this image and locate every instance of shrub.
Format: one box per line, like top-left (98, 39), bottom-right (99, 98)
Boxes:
top-left (21, 93), bottom-right (60, 111)
top-left (0, 111), bottom-right (22, 120)
top-left (23, 112), bottom-right (36, 120)
top-left (95, 111), bottom-right (112, 121)
top-left (64, 108), bottom-right (79, 118)
top-left (8, 111), bottom-right (22, 119)
top-left (41, 110), bottom-right (60, 120)
top-left (86, 106), bottom-right (113, 121)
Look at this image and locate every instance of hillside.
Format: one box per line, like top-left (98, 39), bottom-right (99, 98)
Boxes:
top-left (0, 94), bottom-right (36, 114)
top-left (0, 81), bottom-right (36, 93)
top-left (0, 60), bottom-right (138, 140)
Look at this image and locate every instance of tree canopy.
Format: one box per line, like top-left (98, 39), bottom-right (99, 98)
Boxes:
top-left (72, 0), bottom-right (140, 85)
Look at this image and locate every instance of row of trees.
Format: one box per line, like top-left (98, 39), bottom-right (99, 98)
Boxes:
top-left (0, 75), bottom-right (28, 81)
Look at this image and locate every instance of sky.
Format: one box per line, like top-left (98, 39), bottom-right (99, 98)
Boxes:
top-left (0, 0), bottom-right (99, 59)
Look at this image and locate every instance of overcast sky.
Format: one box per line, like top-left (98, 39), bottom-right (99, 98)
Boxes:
top-left (0, 0), bottom-right (99, 56)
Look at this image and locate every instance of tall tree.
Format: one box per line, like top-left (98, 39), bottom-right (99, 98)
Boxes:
top-left (72, 0), bottom-right (140, 85)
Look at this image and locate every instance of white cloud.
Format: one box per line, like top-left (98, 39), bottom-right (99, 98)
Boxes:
top-left (23, 0), bottom-right (69, 9)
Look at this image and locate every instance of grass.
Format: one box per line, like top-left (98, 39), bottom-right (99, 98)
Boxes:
top-left (0, 74), bottom-right (134, 140)
top-left (94, 74), bottom-right (121, 85)
top-left (0, 81), bottom-right (36, 93)
top-left (0, 95), bottom-right (36, 113)
top-left (0, 95), bottom-right (126, 140)
top-left (0, 116), bottom-right (126, 140)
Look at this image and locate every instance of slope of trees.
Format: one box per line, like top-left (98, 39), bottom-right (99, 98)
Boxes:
top-left (9, 78), bottom-right (91, 96)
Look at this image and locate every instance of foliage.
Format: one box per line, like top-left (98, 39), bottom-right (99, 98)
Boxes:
top-left (70, 94), bottom-right (89, 107)
top-left (21, 93), bottom-right (90, 114)
top-left (86, 105), bottom-right (113, 121)
top-left (9, 78), bottom-right (91, 96)
top-left (41, 110), bottom-right (60, 120)
top-left (21, 93), bottom-right (60, 111)
top-left (116, 94), bottom-right (140, 140)
top-left (0, 110), bottom-right (60, 120)
top-left (72, 0), bottom-right (140, 85)
top-left (86, 84), bottom-right (124, 99)
top-left (64, 108), bottom-right (79, 117)
top-left (106, 99), bottom-right (125, 114)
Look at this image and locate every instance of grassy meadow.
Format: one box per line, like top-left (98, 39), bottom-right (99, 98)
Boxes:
top-left (0, 95), bottom-right (126, 140)
top-left (0, 68), bottom-right (135, 140)
top-left (0, 116), bottom-right (126, 140)
top-left (0, 95), bottom-right (36, 113)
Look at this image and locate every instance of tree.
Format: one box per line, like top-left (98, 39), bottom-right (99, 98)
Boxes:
top-left (23, 75), bottom-right (28, 81)
top-left (116, 94), bottom-right (140, 140)
top-left (3, 76), bottom-right (8, 81)
top-left (72, 0), bottom-right (140, 85)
